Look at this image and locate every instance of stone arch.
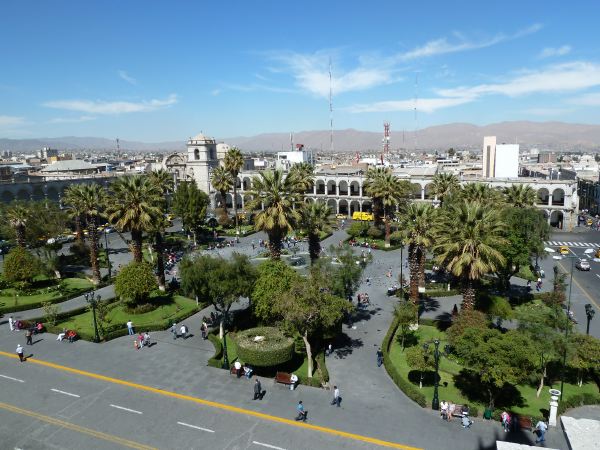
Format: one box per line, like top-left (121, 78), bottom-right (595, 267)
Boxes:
top-left (550, 210), bottom-right (564, 229)
top-left (350, 200), bottom-right (361, 215)
top-left (338, 199), bottom-right (348, 215)
top-left (32, 185), bottom-right (45, 201)
top-left (338, 180), bottom-right (348, 196)
top-left (327, 180), bottom-right (337, 196)
top-left (235, 193), bottom-right (243, 209)
top-left (225, 193), bottom-right (233, 208)
top-left (17, 188), bottom-right (30, 201)
top-left (315, 179), bottom-right (325, 195)
top-left (47, 186), bottom-right (59, 201)
top-left (537, 188), bottom-right (549, 205)
top-left (1, 191), bottom-right (15, 203)
top-left (350, 181), bottom-right (360, 196)
top-left (552, 188), bottom-right (565, 206)
top-left (423, 183), bottom-right (434, 200)
top-left (214, 193), bottom-right (225, 208)
top-left (362, 200), bottom-right (372, 212)
top-left (410, 183), bottom-right (422, 200)
top-left (235, 177), bottom-right (241, 189)
top-left (327, 198), bottom-right (338, 213)
top-left (242, 177), bottom-right (251, 191)
top-left (304, 197), bottom-right (315, 203)
top-left (194, 148), bottom-right (200, 160)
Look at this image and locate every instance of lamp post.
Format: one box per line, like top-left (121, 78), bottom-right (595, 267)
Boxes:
top-left (399, 241), bottom-right (404, 297)
top-left (559, 255), bottom-right (576, 400)
top-left (104, 229), bottom-right (111, 279)
top-left (85, 291), bottom-right (101, 343)
top-left (585, 304), bottom-right (595, 335)
top-left (431, 339), bottom-right (441, 411)
top-left (221, 311), bottom-right (230, 370)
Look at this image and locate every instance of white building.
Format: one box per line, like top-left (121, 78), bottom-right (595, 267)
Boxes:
top-left (482, 136), bottom-right (519, 178)
top-left (275, 148), bottom-right (312, 171)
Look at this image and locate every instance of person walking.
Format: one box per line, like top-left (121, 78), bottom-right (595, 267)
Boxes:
top-left (253, 378), bottom-right (262, 400)
top-left (376, 348), bottom-right (384, 367)
top-left (501, 411), bottom-right (511, 432)
top-left (171, 322), bottom-right (178, 339)
top-left (535, 419), bottom-right (547, 443)
top-left (331, 386), bottom-right (341, 407)
top-left (295, 401), bottom-right (307, 422)
top-left (16, 344), bottom-right (24, 362)
top-left (8, 316), bottom-right (14, 331)
top-left (180, 324), bottom-right (187, 339)
top-left (25, 328), bottom-right (33, 345)
top-left (127, 320), bottom-right (134, 335)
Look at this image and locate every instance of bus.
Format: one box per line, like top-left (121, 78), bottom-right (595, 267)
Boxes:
top-left (352, 211), bottom-right (374, 221)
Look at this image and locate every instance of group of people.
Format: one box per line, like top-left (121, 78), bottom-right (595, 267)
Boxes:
top-left (133, 332), bottom-right (151, 350)
top-left (56, 329), bottom-right (78, 342)
top-left (440, 401), bottom-right (473, 428)
top-left (232, 360), bottom-right (254, 379)
top-left (356, 292), bottom-right (371, 308)
top-left (171, 323), bottom-right (189, 339)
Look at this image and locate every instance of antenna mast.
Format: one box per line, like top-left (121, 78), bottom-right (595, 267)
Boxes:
top-left (329, 57), bottom-right (334, 153)
top-left (414, 74), bottom-right (419, 153)
top-left (116, 138), bottom-right (120, 159)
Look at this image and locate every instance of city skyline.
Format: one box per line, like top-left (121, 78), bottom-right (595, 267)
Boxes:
top-left (2, 1), bottom-right (600, 141)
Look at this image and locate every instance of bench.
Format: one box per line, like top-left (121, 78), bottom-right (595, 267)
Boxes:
top-left (275, 372), bottom-right (293, 385)
top-left (514, 416), bottom-right (533, 431)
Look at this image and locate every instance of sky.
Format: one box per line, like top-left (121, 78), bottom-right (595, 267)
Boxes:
top-left (2, 0), bottom-right (600, 142)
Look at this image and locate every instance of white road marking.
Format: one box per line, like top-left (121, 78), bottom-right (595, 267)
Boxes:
top-left (177, 421), bottom-right (215, 433)
top-left (51, 388), bottom-right (80, 398)
top-left (109, 404), bottom-right (142, 414)
top-left (0, 374), bottom-right (24, 383)
top-left (252, 442), bottom-right (287, 450)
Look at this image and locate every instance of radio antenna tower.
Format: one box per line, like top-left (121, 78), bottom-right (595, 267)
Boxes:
top-left (116, 138), bottom-right (121, 159)
top-left (329, 57), bottom-right (334, 153)
top-left (383, 122), bottom-right (390, 154)
top-left (414, 74), bottom-right (419, 153)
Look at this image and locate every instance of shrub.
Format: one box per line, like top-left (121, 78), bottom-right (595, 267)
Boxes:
top-left (115, 262), bottom-right (158, 307)
top-left (3, 247), bottom-right (40, 284)
top-left (207, 333), bottom-right (224, 368)
top-left (347, 221), bottom-right (368, 238)
top-left (558, 392), bottom-right (600, 415)
top-left (367, 226), bottom-right (384, 239)
top-left (235, 327), bottom-right (294, 367)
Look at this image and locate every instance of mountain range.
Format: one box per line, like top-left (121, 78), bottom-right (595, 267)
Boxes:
top-left (2, 121), bottom-right (600, 153)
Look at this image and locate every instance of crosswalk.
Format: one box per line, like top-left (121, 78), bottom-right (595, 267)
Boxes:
top-left (545, 241), bottom-right (600, 248)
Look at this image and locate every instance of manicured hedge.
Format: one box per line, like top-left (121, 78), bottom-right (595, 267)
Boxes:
top-left (382, 315), bottom-right (427, 407)
top-left (0, 287), bottom-right (95, 314)
top-left (558, 392), bottom-right (600, 415)
top-left (235, 327), bottom-right (294, 367)
top-left (207, 333), bottom-right (224, 368)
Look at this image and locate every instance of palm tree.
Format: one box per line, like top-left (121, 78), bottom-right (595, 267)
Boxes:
top-left (503, 184), bottom-right (537, 208)
top-left (288, 162), bottom-right (315, 195)
top-left (299, 201), bottom-right (331, 262)
top-left (63, 184), bottom-right (86, 244)
top-left (430, 172), bottom-right (460, 207)
top-left (365, 170), bottom-right (410, 247)
top-left (363, 167), bottom-right (390, 227)
top-left (461, 182), bottom-right (502, 204)
top-left (397, 203), bottom-right (437, 305)
top-left (106, 176), bottom-right (162, 263)
top-left (148, 170), bottom-right (175, 291)
top-left (77, 184), bottom-right (107, 284)
top-left (5, 202), bottom-right (30, 248)
top-left (211, 166), bottom-right (233, 213)
top-left (224, 147), bottom-right (245, 232)
top-left (433, 201), bottom-right (507, 310)
top-left (247, 169), bottom-right (301, 259)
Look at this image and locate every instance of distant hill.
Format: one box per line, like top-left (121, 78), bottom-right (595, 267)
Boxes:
top-left (2, 121), bottom-right (600, 153)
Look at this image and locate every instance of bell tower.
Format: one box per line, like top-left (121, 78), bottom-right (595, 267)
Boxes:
top-left (186, 132), bottom-right (218, 194)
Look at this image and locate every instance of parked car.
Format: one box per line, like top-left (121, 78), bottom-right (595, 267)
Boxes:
top-left (576, 259), bottom-right (591, 271)
top-left (559, 245), bottom-right (570, 255)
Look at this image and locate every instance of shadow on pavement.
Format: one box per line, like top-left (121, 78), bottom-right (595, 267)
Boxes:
top-left (333, 333), bottom-right (364, 358)
top-left (419, 297), bottom-right (440, 313)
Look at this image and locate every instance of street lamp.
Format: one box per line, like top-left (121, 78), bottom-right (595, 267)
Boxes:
top-left (85, 291), bottom-right (101, 343)
top-left (104, 229), bottom-right (112, 279)
top-left (585, 304), bottom-right (595, 335)
top-left (431, 339), bottom-right (441, 411)
top-left (222, 312), bottom-right (230, 370)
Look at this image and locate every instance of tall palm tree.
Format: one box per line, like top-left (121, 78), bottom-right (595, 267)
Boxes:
top-left (224, 147), bottom-right (245, 231)
top-left (211, 166), bottom-right (233, 213)
top-left (299, 201), bottom-right (331, 262)
top-left (397, 203), bottom-right (437, 305)
top-left (363, 167), bottom-right (390, 227)
top-left (77, 184), bottom-right (107, 284)
top-left (288, 162), bottom-right (315, 195)
top-left (433, 201), bottom-right (507, 310)
top-left (5, 201), bottom-right (30, 248)
top-left (148, 170), bottom-right (175, 291)
top-left (63, 184), bottom-right (86, 244)
top-left (461, 182), bottom-right (502, 204)
top-left (367, 171), bottom-right (411, 247)
top-left (430, 172), bottom-right (461, 207)
top-left (247, 169), bottom-right (301, 259)
top-left (503, 184), bottom-right (537, 208)
top-left (106, 176), bottom-right (162, 263)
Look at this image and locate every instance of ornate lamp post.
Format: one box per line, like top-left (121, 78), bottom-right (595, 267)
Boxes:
top-left (104, 229), bottom-right (112, 279)
top-left (222, 312), bottom-right (230, 370)
top-left (585, 303), bottom-right (595, 335)
top-left (85, 291), bottom-right (101, 343)
top-left (431, 339), bottom-right (441, 411)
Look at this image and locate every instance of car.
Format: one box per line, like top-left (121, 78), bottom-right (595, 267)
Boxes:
top-left (559, 245), bottom-right (570, 255)
top-left (576, 259), bottom-right (591, 271)
top-left (336, 213), bottom-right (346, 220)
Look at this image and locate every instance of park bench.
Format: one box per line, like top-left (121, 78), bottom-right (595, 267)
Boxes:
top-left (275, 372), bottom-right (293, 385)
top-left (452, 405), bottom-right (467, 417)
top-left (514, 415), bottom-right (533, 431)
top-left (230, 366), bottom-right (238, 376)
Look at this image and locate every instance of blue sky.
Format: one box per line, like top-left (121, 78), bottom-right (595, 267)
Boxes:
top-left (2, 0), bottom-right (600, 141)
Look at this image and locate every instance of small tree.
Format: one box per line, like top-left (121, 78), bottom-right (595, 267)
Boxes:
top-left (115, 262), bottom-right (158, 307)
top-left (405, 345), bottom-right (435, 388)
top-left (3, 247), bottom-right (40, 285)
top-left (323, 244), bottom-right (367, 299)
top-left (446, 309), bottom-right (488, 346)
top-left (347, 221), bottom-right (368, 239)
top-left (395, 301), bottom-right (418, 349)
top-left (42, 301), bottom-right (59, 326)
top-left (251, 260), bottom-right (301, 324)
top-left (568, 334), bottom-right (600, 386)
top-left (171, 181), bottom-right (209, 244)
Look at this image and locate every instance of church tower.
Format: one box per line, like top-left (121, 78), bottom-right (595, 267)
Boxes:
top-left (186, 133), bottom-right (219, 194)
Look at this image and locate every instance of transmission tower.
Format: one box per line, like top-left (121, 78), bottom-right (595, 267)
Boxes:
top-left (329, 57), bottom-right (334, 152)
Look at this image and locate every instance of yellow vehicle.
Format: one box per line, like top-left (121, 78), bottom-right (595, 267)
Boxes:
top-left (336, 213), bottom-right (346, 220)
top-left (595, 249), bottom-right (600, 259)
top-left (352, 211), bottom-right (374, 221)
top-left (559, 245), bottom-right (570, 255)
top-left (587, 218), bottom-right (593, 226)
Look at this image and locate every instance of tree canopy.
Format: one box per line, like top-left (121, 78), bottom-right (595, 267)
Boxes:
top-left (115, 262), bottom-right (158, 306)
top-left (251, 259), bottom-right (301, 324)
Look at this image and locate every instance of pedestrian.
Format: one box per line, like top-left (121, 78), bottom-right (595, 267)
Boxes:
top-left (253, 378), bottom-right (262, 400)
top-left (180, 324), bottom-right (187, 339)
top-left (326, 343), bottom-right (333, 357)
top-left (448, 402), bottom-right (456, 421)
top-left (331, 386), bottom-right (341, 407)
top-left (295, 401), bottom-right (307, 421)
top-left (201, 321), bottom-right (207, 339)
top-left (440, 400), bottom-right (448, 420)
top-left (171, 322), bottom-right (178, 339)
top-left (16, 344), bottom-right (24, 362)
top-left (534, 419), bottom-right (547, 443)
top-left (26, 328), bottom-right (33, 345)
top-left (138, 332), bottom-right (145, 348)
top-left (501, 411), bottom-right (511, 432)
top-left (376, 348), bottom-right (384, 367)
top-left (127, 320), bottom-right (134, 335)
top-left (8, 316), bottom-right (14, 331)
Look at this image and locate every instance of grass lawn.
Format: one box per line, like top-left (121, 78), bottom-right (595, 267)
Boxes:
top-left (54, 295), bottom-right (198, 335)
top-left (0, 278), bottom-right (93, 310)
top-left (389, 325), bottom-right (599, 418)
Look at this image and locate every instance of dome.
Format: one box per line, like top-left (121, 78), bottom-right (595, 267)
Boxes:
top-left (192, 132), bottom-right (208, 141)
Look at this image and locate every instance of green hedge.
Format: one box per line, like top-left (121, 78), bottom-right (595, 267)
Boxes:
top-left (424, 289), bottom-right (459, 298)
top-left (235, 327), bottom-right (294, 367)
top-left (315, 351), bottom-right (329, 383)
top-left (381, 315), bottom-right (427, 407)
top-left (207, 333), bottom-right (224, 368)
top-left (558, 392), bottom-right (600, 415)
top-left (0, 286), bottom-right (94, 314)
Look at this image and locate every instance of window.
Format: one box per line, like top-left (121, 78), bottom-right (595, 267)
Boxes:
top-left (194, 149), bottom-right (200, 160)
